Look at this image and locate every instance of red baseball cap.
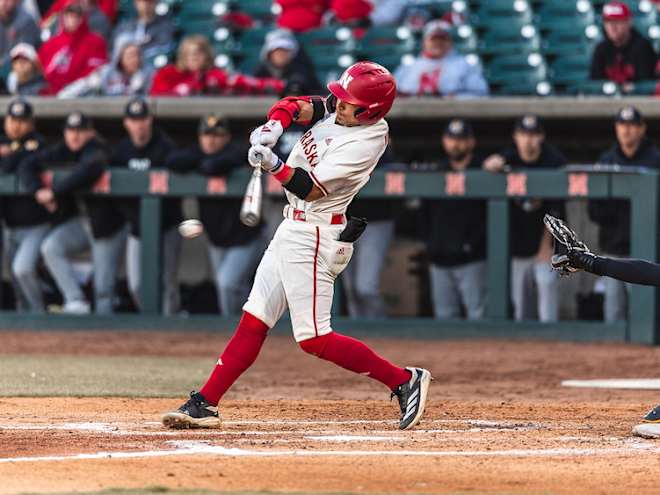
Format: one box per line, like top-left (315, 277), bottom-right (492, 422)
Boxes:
top-left (602, 1), bottom-right (632, 21)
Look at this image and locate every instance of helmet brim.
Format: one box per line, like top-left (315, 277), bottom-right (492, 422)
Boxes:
top-left (327, 81), bottom-right (365, 107)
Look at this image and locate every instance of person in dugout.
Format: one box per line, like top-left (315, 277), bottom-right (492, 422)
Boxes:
top-left (165, 115), bottom-right (265, 315)
top-left (111, 97), bottom-right (182, 315)
top-left (0, 99), bottom-right (50, 312)
top-left (19, 111), bottom-right (125, 314)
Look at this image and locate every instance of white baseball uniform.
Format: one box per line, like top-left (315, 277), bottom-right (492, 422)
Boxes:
top-left (243, 112), bottom-right (389, 341)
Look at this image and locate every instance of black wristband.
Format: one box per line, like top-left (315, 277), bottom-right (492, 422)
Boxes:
top-left (283, 167), bottom-right (314, 200)
top-left (310, 96), bottom-right (326, 126)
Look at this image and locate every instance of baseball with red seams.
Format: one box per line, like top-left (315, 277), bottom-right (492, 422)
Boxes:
top-left (178, 219), bottom-right (204, 239)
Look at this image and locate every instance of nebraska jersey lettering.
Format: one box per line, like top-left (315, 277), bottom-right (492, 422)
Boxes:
top-left (285, 113), bottom-right (388, 214)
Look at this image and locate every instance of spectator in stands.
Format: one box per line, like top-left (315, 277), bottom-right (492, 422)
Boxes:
top-left (254, 29), bottom-right (321, 96)
top-left (422, 119), bottom-right (486, 320)
top-left (276, 0), bottom-right (328, 33)
top-left (483, 115), bottom-right (565, 322)
top-left (19, 111), bottom-right (125, 314)
top-left (112, 98), bottom-right (182, 315)
top-left (42, 0), bottom-right (117, 26)
top-left (166, 115), bottom-right (264, 316)
top-left (113, 0), bottom-right (175, 63)
top-left (6, 43), bottom-right (47, 95)
top-left (0, 99), bottom-right (50, 312)
top-left (0, 0), bottom-right (41, 66)
top-left (590, 1), bottom-right (657, 84)
top-left (342, 146), bottom-right (399, 319)
top-left (329, 0), bottom-right (372, 27)
top-left (588, 106), bottom-right (660, 321)
top-left (57, 40), bottom-right (152, 97)
top-left (42, 0), bottom-right (112, 40)
top-left (394, 20), bottom-right (488, 98)
top-left (151, 35), bottom-right (284, 96)
top-left (38, 1), bottom-right (108, 94)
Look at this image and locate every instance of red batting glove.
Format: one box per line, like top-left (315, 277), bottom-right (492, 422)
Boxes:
top-left (267, 96), bottom-right (313, 128)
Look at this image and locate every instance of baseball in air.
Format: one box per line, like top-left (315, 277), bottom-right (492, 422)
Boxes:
top-left (178, 219), bottom-right (204, 239)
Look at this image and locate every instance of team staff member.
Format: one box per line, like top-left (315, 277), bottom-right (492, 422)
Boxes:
top-left (0, 99), bottom-right (50, 312)
top-left (483, 115), bottom-right (566, 322)
top-left (162, 62), bottom-right (432, 431)
top-left (166, 115), bottom-right (264, 315)
top-left (422, 119), bottom-right (486, 320)
top-left (19, 111), bottom-right (125, 314)
top-left (112, 97), bottom-right (182, 315)
top-left (588, 106), bottom-right (660, 322)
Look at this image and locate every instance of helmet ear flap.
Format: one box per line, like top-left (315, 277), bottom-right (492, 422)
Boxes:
top-left (325, 94), bottom-right (337, 113)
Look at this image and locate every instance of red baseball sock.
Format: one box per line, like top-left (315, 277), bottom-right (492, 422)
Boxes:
top-left (199, 311), bottom-right (269, 405)
top-left (299, 332), bottom-right (411, 391)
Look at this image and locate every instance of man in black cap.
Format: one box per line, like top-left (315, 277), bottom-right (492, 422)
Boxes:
top-left (166, 114), bottom-right (264, 315)
top-left (112, 97), bottom-right (182, 315)
top-left (19, 110), bottom-right (125, 314)
top-left (420, 119), bottom-right (487, 319)
top-left (588, 106), bottom-right (660, 322)
top-left (483, 114), bottom-right (566, 321)
top-left (0, 99), bottom-right (50, 312)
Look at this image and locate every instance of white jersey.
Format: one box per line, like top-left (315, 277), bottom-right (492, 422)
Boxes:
top-left (284, 113), bottom-right (389, 214)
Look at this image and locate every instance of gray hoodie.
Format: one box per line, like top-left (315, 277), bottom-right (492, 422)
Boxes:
top-left (0, 6), bottom-right (40, 65)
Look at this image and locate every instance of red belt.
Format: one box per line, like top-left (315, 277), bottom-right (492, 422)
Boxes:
top-left (292, 209), bottom-right (345, 225)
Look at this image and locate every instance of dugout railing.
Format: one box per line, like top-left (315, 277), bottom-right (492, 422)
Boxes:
top-left (0, 167), bottom-right (657, 345)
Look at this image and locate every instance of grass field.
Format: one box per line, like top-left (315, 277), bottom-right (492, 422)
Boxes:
top-left (2, 330), bottom-right (660, 495)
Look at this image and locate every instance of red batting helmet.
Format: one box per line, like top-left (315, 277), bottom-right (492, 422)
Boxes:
top-left (327, 61), bottom-right (397, 124)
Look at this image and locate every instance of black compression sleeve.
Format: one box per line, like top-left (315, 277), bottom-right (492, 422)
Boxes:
top-left (592, 257), bottom-right (660, 286)
top-left (283, 167), bottom-right (314, 200)
top-left (309, 96), bottom-right (326, 126)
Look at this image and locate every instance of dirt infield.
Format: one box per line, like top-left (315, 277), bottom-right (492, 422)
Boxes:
top-left (1, 331), bottom-right (660, 494)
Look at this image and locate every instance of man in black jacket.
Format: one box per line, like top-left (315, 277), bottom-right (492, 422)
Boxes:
top-left (588, 106), bottom-right (660, 321)
top-left (19, 111), bottom-right (125, 314)
top-left (113, 97), bottom-right (182, 315)
top-left (590, 1), bottom-right (657, 84)
top-left (484, 115), bottom-right (566, 321)
top-left (0, 98), bottom-right (50, 311)
top-left (166, 115), bottom-right (264, 315)
top-left (423, 119), bottom-right (486, 319)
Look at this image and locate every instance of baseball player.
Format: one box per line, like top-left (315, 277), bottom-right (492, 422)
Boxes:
top-left (162, 61), bottom-right (432, 431)
top-left (544, 214), bottom-right (660, 439)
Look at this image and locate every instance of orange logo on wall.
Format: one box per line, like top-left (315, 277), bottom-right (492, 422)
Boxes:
top-left (149, 171), bottom-right (169, 194)
top-left (568, 173), bottom-right (589, 197)
top-left (507, 173), bottom-right (527, 196)
top-left (207, 177), bottom-right (227, 195)
top-left (385, 172), bottom-right (405, 195)
top-left (445, 172), bottom-right (465, 196)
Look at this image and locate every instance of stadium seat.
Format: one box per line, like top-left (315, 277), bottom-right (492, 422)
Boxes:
top-left (536, 13), bottom-right (596, 33)
top-left (179, 0), bottom-right (227, 18)
top-left (550, 53), bottom-right (592, 86)
top-left (564, 80), bottom-right (620, 96)
top-left (235, 0), bottom-right (278, 23)
top-left (297, 28), bottom-right (356, 55)
top-left (541, 26), bottom-right (601, 56)
top-left (473, 0), bottom-right (533, 23)
top-left (355, 27), bottom-right (416, 58)
top-left (478, 26), bottom-right (541, 55)
top-left (623, 79), bottom-right (659, 95)
top-left (485, 53), bottom-right (547, 86)
top-left (452, 25), bottom-right (479, 53)
top-left (495, 80), bottom-right (553, 96)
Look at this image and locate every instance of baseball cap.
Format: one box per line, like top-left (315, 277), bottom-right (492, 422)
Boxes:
top-left (443, 118), bottom-right (473, 138)
top-left (615, 105), bottom-right (643, 124)
top-left (199, 114), bottom-right (229, 134)
top-left (64, 111), bottom-right (93, 130)
top-left (514, 114), bottom-right (544, 134)
top-left (423, 20), bottom-right (452, 39)
top-left (602, 1), bottom-right (631, 21)
top-left (10, 43), bottom-right (37, 62)
top-left (124, 97), bottom-right (150, 119)
top-left (6, 99), bottom-right (33, 120)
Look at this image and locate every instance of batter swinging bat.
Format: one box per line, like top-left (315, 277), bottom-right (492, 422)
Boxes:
top-left (240, 166), bottom-right (262, 227)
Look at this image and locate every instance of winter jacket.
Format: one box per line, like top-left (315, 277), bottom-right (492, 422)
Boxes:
top-left (0, 6), bottom-right (40, 65)
top-left (110, 128), bottom-right (182, 236)
top-left (588, 138), bottom-right (660, 255)
top-left (150, 64), bottom-right (284, 96)
top-left (276, 0), bottom-right (329, 32)
top-left (254, 30), bottom-right (321, 95)
top-left (6, 72), bottom-right (47, 96)
top-left (331, 0), bottom-right (372, 24)
top-left (0, 130), bottom-right (51, 228)
top-left (19, 137), bottom-right (124, 239)
top-left (165, 142), bottom-right (263, 248)
top-left (590, 28), bottom-right (657, 84)
top-left (38, 16), bottom-right (108, 94)
top-left (395, 52), bottom-right (489, 97)
top-left (112, 14), bottom-right (176, 61)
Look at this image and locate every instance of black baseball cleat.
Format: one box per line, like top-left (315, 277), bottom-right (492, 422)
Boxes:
top-left (391, 367), bottom-right (433, 430)
top-left (642, 404), bottom-right (660, 423)
top-left (161, 391), bottom-right (221, 429)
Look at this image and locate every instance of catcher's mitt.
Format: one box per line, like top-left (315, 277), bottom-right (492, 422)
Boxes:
top-left (543, 214), bottom-right (591, 276)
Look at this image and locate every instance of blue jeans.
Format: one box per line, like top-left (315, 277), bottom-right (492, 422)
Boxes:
top-left (208, 236), bottom-right (264, 315)
top-left (5, 223), bottom-right (50, 312)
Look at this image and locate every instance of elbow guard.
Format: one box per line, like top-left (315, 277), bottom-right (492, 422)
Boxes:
top-left (283, 167), bottom-right (314, 200)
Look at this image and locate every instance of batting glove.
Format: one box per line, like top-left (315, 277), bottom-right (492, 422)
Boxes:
top-left (248, 144), bottom-right (284, 174)
top-left (249, 120), bottom-right (283, 149)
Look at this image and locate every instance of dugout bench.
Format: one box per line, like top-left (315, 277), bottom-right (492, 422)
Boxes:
top-left (0, 167), bottom-right (656, 345)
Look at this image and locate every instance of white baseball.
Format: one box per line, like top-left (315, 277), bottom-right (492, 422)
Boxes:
top-left (178, 219), bottom-right (204, 239)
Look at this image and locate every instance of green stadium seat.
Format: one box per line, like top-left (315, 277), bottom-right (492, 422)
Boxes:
top-left (236, 55), bottom-right (261, 74)
top-left (564, 80), bottom-right (620, 96)
top-left (452, 25), bottom-right (479, 53)
top-left (623, 79), bottom-right (659, 95)
top-left (536, 14), bottom-right (596, 33)
top-left (355, 27), bottom-right (416, 57)
top-left (236, 0), bottom-right (277, 22)
top-left (486, 53), bottom-right (547, 86)
top-left (541, 26), bottom-right (601, 56)
top-left (479, 26), bottom-right (541, 55)
top-left (550, 54), bottom-right (592, 85)
top-left (297, 27), bottom-right (356, 54)
top-left (495, 80), bottom-right (553, 96)
top-left (179, 0), bottom-right (228, 18)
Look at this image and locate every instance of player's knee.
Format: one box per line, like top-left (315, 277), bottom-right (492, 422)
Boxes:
top-left (299, 333), bottom-right (332, 357)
